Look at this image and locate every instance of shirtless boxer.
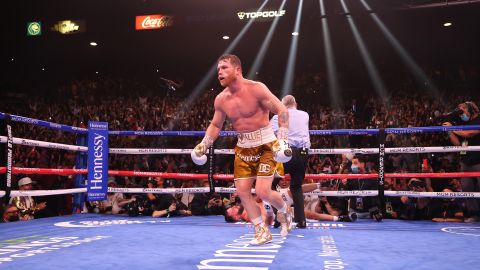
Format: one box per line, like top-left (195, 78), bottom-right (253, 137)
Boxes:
top-left (191, 54), bottom-right (292, 245)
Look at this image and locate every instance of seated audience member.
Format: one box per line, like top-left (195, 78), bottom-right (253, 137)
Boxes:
top-left (149, 177), bottom-right (191, 218)
top-left (345, 155), bottom-right (382, 221)
top-left (9, 177), bottom-right (51, 219)
top-left (104, 178), bottom-right (136, 214)
top-left (399, 178), bottom-right (432, 220)
top-left (383, 178), bottom-right (403, 219)
top-left (431, 188), bottom-right (464, 222)
top-left (1, 204), bottom-right (27, 223)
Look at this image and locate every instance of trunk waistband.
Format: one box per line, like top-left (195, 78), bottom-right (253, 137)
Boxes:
top-left (236, 125), bottom-right (276, 148)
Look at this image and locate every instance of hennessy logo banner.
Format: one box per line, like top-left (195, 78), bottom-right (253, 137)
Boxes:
top-left (87, 121), bottom-right (109, 201)
top-left (135, 14), bottom-right (174, 30)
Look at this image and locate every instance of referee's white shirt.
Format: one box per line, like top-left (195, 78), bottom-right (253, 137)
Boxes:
top-left (270, 108), bottom-right (311, 149)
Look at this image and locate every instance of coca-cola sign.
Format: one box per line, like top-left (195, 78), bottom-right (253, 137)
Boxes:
top-left (135, 14), bottom-right (174, 30)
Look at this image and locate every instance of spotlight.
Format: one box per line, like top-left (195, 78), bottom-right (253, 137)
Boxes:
top-left (443, 22), bottom-right (452, 27)
top-left (90, 42), bottom-right (98, 46)
top-left (291, 32), bottom-right (299, 36)
top-left (222, 35), bottom-right (230, 40)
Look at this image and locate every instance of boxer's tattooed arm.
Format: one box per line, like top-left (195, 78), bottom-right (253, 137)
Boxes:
top-left (278, 111), bottom-right (289, 128)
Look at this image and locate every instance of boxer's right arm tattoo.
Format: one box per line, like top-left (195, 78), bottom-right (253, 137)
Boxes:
top-left (278, 111), bottom-right (289, 128)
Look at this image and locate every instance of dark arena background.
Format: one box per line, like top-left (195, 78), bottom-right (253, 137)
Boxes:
top-left (1, 1), bottom-right (480, 269)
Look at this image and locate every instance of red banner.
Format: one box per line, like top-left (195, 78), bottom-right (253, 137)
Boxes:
top-left (3, 167), bottom-right (480, 180)
top-left (135, 14), bottom-right (174, 30)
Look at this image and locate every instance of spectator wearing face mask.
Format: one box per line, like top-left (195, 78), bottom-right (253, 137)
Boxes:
top-left (344, 155), bottom-right (382, 221)
top-left (443, 101), bottom-right (480, 223)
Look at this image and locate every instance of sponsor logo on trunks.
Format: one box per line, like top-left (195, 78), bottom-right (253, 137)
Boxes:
top-left (238, 154), bottom-right (261, 162)
top-left (258, 163), bottom-right (271, 173)
top-left (54, 219), bottom-right (170, 228)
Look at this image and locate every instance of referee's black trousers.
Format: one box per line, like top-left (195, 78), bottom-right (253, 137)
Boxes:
top-left (283, 147), bottom-right (308, 223)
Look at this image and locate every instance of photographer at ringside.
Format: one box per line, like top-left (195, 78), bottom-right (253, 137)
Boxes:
top-left (443, 101), bottom-right (480, 223)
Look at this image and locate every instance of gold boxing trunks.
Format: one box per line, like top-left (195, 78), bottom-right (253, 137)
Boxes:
top-left (234, 126), bottom-right (284, 179)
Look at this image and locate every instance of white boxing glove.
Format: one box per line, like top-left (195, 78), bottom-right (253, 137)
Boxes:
top-left (273, 139), bottom-right (292, 163)
top-left (191, 142), bottom-right (208, 165)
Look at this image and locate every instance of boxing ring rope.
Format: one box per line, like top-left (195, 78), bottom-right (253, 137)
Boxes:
top-left (2, 112), bottom-right (480, 210)
top-left (2, 111), bottom-right (480, 136)
top-left (4, 135), bottom-right (480, 155)
top-left (3, 166), bottom-right (480, 179)
top-left (2, 165), bottom-right (480, 199)
top-left (2, 185), bottom-right (480, 199)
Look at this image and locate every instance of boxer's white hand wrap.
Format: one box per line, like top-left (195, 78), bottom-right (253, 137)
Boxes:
top-left (277, 127), bottom-right (289, 141)
top-left (191, 135), bottom-right (214, 166)
top-left (273, 139), bottom-right (292, 163)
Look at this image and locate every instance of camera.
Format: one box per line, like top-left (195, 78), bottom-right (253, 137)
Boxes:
top-left (148, 178), bottom-right (157, 187)
top-left (369, 207), bottom-right (383, 222)
top-left (126, 197), bottom-right (152, 217)
top-left (408, 179), bottom-right (426, 189)
top-left (433, 108), bottom-right (462, 125)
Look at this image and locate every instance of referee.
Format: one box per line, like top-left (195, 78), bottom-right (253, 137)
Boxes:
top-left (271, 95), bottom-right (311, 228)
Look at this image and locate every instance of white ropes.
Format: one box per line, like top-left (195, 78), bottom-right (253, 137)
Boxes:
top-left (2, 187), bottom-right (480, 198)
top-left (3, 136), bottom-right (480, 155)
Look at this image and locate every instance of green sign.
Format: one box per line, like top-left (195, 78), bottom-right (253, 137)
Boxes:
top-left (27, 22), bottom-right (42, 36)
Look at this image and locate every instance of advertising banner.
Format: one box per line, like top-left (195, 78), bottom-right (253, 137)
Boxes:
top-left (51, 20), bottom-right (86, 34)
top-left (237, 10), bottom-right (286, 22)
top-left (135, 14), bottom-right (174, 30)
top-left (27, 22), bottom-right (42, 36)
top-left (87, 121), bottom-right (109, 201)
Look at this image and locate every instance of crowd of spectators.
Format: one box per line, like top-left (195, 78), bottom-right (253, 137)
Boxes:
top-left (0, 63), bottom-right (479, 223)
